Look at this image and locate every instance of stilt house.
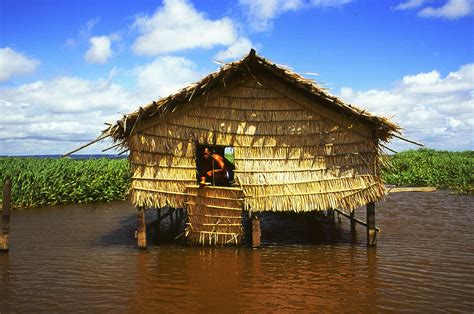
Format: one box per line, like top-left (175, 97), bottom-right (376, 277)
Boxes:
top-left (104, 49), bottom-right (400, 247)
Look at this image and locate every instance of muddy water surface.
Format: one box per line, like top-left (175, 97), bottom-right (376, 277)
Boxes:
top-left (1, 191), bottom-right (473, 312)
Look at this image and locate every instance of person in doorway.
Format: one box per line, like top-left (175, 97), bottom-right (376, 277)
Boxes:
top-left (199, 146), bottom-right (228, 186)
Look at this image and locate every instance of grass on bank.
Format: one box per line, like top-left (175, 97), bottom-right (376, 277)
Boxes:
top-left (0, 149), bottom-right (472, 208)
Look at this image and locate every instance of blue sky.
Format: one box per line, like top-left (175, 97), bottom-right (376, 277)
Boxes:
top-left (0, 0), bottom-right (473, 155)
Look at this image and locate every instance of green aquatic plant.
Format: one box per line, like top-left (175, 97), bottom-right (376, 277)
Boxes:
top-left (0, 157), bottom-right (130, 208)
top-left (382, 149), bottom-right (473, 194)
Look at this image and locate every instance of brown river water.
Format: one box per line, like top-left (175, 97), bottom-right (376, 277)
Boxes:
top-left (1, 190), bottom-right (473, 312)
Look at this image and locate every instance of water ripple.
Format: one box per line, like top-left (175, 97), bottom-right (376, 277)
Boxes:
top-left (1, 192), bottom-right (473, 312)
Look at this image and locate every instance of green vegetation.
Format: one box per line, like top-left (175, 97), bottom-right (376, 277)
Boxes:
top-left (0, 149), bottom-right (471, 208)
top-left (0, 157), bottom-right (130, 208)
top-left (382, 149), bottom-right (473, 194)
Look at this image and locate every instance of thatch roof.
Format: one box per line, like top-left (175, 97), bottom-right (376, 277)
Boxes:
top-left (104, 49), bottom-right (400, 144)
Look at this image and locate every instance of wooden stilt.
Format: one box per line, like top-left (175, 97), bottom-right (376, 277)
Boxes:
top-left (157, 208), bottom-right (161, 220)
top-left (350, 210), bottom-right (356, 234)
top-left (328, 209), bottom-right (335, 222)
top-left (349, 209), bottom-right (357, 244)
top-left (251, 214), bottom-right (261, 248)
top-left (174, 208), bottom-right (180, 233)
top-left (156, 208), bottom-right (161, 241)
top-left (137, 207), bottom-right (147, 249)
top-left (1, 179), bottom-right (12, 252)
top-left (169, 208), bottom-right (175, 235)
top-left (366, 202), bottom-right (376, 247)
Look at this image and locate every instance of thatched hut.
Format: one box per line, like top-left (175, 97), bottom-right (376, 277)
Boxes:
top-left (104, 49), bottom-right (400, 248)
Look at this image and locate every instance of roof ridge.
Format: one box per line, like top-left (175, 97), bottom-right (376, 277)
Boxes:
top-left (104, 49), bottom-right (400, 142)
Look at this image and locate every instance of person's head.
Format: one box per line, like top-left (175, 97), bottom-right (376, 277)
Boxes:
top-left (203, 146), bottom-right (211, 159)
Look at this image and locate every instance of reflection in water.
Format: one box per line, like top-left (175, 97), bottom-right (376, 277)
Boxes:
top-left (0, 191), bottom-right (473, 312)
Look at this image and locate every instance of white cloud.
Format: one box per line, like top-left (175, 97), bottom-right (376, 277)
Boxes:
top-left (419, 0), bottom-right (473, 18)
top-left (0, 55), bottom-right (206, 154)
top-left (239, 0), bottom-right (352, 31)
top-left (0, 73), bottom-right (138, 154)
top-left (402, 70), bottom-right (440, 85)
top-left (310, 0), bottom-right (352, 6)
top-left (132, 0), bottom-right (237, 55)
top-left (215, 37), bottom-right (254, 61)
top-left (64, 18), bottom-right (103, 51)
top-left (134, 56), bottom-right (202, 99)
top-left (84, 36), bottom-right (113, 64)
top-left (433, 127), bottom-right (448, 135)
top-left (0, 47), bottom-right (39, 82)
top-left (447, 117), bottom-right (462, 128)
top-left (339, 64), bottom-right (474, 151)
top-left (239, 0), bottom-right (302, 31)
top-left (79, 18), bottom-right (100, 38)
top-left (394, 0), bottom-right (474, 19)
top-left (64, 38), bottom-right (77, 48)
top-left (1, 76), bottom-right (134, 114)
top-left (394, 0), bottom-right (426, 10)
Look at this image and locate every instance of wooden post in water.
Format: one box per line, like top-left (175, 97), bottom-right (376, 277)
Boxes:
top-left (328, 209), bottom-right (335, 222)
top-left (251, 214), bottom-right (261, 248)
top-left (350, 210), bottom-right (356, 233)
top-left (1, 179), bottom-right (12, 252)
top-left (156, 207), bottom-right (161, 241)
top-left (176, 208), bottom-right (182, 231)
top-left (366, 202), bottom-right (376, 246)
top-left (173, 208), bottom-right (179, 235)
top-left (367, 128), bottom-right (378, 247)
top-left (350, 209), bottom-right (357, 244)
top-left (169, 208), bottom-right (175, 236)
top-left (137, 207), bottom-right (147, 249)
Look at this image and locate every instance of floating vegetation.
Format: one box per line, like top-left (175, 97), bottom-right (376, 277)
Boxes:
top-left (382, 149), bottom-right (473, 194)
top-left (0, 157), bottom-right (130, 208)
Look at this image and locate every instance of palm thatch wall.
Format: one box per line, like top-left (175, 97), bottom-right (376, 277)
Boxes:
top-left (106, 50), bottom-right (399, 215)
top-left (126, 77), bottom-right (382, 214)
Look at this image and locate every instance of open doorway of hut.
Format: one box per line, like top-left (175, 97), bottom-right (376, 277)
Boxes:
top-left (195, 144), bottom-right (235, 186)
